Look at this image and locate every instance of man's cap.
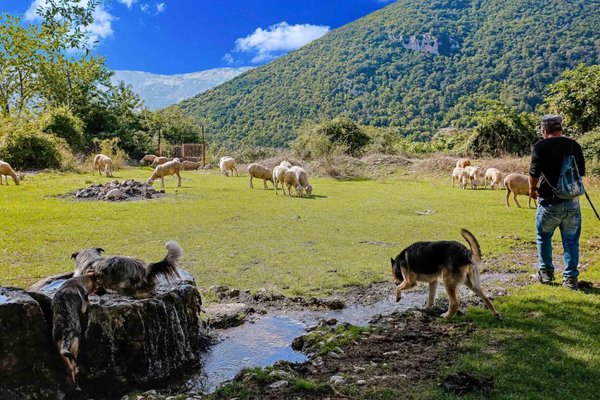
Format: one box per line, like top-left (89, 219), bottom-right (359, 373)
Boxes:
top-left (541, 114), bottom-right (563, 131)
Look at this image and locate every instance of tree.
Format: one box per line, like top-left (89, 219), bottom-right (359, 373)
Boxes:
top-left (547, 64), bottom-right (600, 135)
top-left (142, 108), bottom-right (202, 155)
top-left (313, 115), bottom-right (370, 156)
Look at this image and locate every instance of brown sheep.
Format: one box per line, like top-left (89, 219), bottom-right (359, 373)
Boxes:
top-left (0, 160), bottom-right (20, 185)
top-left (93, 154), bottom-right (113, 177)
top-left (504, 173), bottom-right (537, 208)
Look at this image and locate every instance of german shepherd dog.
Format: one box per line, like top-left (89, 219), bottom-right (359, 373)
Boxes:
top-left (52, 272), bottom-right (102, 383)
top-left (391, 229), bottom-right (500, 319)
top-left (71, 241), bottom-right (182, 296)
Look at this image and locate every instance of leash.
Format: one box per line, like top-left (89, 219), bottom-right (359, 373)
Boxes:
top-left (585, 191), bottom-right (600, 221)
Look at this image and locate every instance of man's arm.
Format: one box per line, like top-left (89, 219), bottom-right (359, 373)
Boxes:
top-left (529, 176), bottom-right (539, 199)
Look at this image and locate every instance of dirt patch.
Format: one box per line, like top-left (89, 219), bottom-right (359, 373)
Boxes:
top-left (440, 372), bottom-right (494, 396)
top-left (59, 180), bottom-right (167, 202)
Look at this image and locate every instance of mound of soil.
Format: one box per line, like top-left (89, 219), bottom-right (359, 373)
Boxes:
top-left (61, 180), bottom-right (166, 201)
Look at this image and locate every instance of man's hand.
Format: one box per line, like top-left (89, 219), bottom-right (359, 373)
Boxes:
top-left (529, 175), bottom-right (540, 199)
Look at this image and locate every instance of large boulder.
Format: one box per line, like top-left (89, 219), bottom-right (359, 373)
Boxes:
top-left (0, 287), bottom-right (63, 399)
top-left (0, 270), bottom-right (207, 398)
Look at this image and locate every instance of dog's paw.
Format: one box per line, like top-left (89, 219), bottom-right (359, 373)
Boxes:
top-left (494, 313), bottom-right (503, 321)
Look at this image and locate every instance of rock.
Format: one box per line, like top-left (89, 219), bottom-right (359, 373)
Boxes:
top-left (329, 375), bottom-right (346, 385)
top-left (269, 370), bottom-right (293, 380)
top-left (105, 188), bottom-right (123, 200)
top-left (142, 390), bottom-right (157, 396)
top-left (328, 351), bottom-right (341, 359)
top-left (3, 269), bottom-right (207, 398)
top-left (268, 380), bottom-right (289, 390)
top-left (204, 303), bottom-right (253, 329)
top-left (291, 336), bottom-right (304, 351)
top-left (356, 379), bottom-right (366, 386)
top-left (0, 287), bottom-right (63, 397)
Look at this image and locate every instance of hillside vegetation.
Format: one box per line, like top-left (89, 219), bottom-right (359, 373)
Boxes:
top-left (179, 0), bottom-right (600, 146)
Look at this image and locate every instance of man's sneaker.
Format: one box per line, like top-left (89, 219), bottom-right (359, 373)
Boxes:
top-left (537, 269), bottom-right (554, 284)
top-left (562, 276), bottom-right (578, 290)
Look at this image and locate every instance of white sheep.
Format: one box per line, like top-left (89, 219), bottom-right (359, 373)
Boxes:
top-left (464, 166), bottom-right (481, 189)
top-left (147, 159), bottom-right (183, 188)
top-left (504, 173), bottom-right (537, 208)
top-left (456, 158), bottom-right (471, 168)
top-left (248, 163), bottom-right (273, 189)
top-left (457, 169), bottom-right (470, 189)
top-left (273, 165), bottom-right (289, 195)
top-left (279, 160), bottom-right (292, 168)
top-left (0, 160), bottom-right (20, 185)
top-left (219, 157), bottom-right (238, 177)
top-left (484, 168), bottom-right (503, 189)
top-left (284, 169), bottom-right (304, 197)
top-left (151, 156), bottom-right (169, 167)
top-left (93, 154), bottom-right (113, 177)
top-left (140, 154), bottom-right (157, 165)
top-left (451, 167), bottom-right (464, 187)
top-left (289, 166), bottom-right (312, 196)
top-left (180, 160), bottom-right (201, 170)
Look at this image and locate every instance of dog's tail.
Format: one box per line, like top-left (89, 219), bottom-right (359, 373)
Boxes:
top-left (146, 241), bottom-right (183, 283)
top-left (60, 334), bottom-right (75, 361)
top-left (461, 228), bottom-right (481, 264)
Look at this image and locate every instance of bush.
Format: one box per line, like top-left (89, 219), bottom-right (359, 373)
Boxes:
top-left (363, 126), bottom-right (400, 155)
top-left (0, 122), bottom-right (67, 169)
top-left (579, 129), bottom-right (600, 177)
top-left (467, 112), bottom-right (538, 157)
top-left (316, 115), bottom-right (370, 156)
top-left (291, 129), bottom-right (347, 176)
top-left (38, 107), bottom-right (84, 151)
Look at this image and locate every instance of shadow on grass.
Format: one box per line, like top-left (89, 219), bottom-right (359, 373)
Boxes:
top-left (444, 287), bottom-right (600, 400)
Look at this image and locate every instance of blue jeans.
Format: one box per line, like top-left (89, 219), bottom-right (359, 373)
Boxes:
top-left (536, 198), bottom-right (582, 278)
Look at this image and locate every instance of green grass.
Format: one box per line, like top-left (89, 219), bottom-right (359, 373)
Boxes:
top-left (1, 168), bottom-right (599, 295)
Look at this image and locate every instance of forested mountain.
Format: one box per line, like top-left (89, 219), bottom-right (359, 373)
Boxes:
top-left (112, 68), bottom-right (252, 110)
top-left (178, 0), bottom-right (600, 147)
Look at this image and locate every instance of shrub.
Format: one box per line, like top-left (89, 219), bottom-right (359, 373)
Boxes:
top-left (467, 112), bottom-right (538, 157)
top-left (38, 107), bottom-right (84, 151)
top-left (316, 115), bottom-right (370, 156)
top-left (363, 126), bottom-right (400, 155)
top-left (291, 129), bottom-right (347, 176)
top-left (579, 129), bottom-right (600, 177)
top-left (0, 122), bottom-right (67, 169)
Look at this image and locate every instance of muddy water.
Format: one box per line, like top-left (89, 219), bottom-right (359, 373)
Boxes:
top-left (190, 290), bottom-right (429, 393)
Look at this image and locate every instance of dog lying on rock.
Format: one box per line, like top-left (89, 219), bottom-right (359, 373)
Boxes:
top-left (52, 272), bottom-right (102, 384)
top-left (71, 241), bottom-right (182, 295)
top-left (391, 229), bottom-right (500, 319)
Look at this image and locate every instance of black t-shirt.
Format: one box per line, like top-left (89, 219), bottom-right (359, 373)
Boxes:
top-left (529, 136), bottom-right (586, 204)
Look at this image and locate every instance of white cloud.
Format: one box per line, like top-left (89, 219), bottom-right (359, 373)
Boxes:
top-left (140, 3), bottom-right (150, 12)
top-left (233, 22), bottom-right (330, 63)
top-left (117, 0), bottom-right (137, 8)
top-left (156, 2), bottom-right (166, 14)
top-left (222, 53), bottom-right (235, 65)
top-left (25, 0), bottom-right (115, 45)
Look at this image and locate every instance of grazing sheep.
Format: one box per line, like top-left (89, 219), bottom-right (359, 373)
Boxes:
top-left (451, 167), bottom-right (465, 187)
top-left (464, 166), bottom-right (481, 189)
top-left (150, 156), bottom-right (169, 167)
top-left (284, 168), bottom-right (304, 197)
top-left (279, 160), bottom-right (292, 168)
top-left (456, 158), bottom-right (471, 168)
top-left (248, 163), bottom-right (273, 189)
top-left (504, 173), bottom-right (537, 208)
top-left (457, 169), bottom-right (470, 189)
top-left (147, 159), bottom-right (182, 188)
top-left (484, 168), bottom-right (503, 189)
top-left (0, 160), bottom-right (20, 185)
top-left (219, 157), bottom-right (238, 177)
top-left (181, 160), bottom-right (201, 170)
top-left (140, 154), bottom-right (157, 165)
top-left (273, 165), bottom-right (289, 195)
top-left (93, 154), bottom-right (113, 177)
top-left (290, 166), bottom-right (312, 196)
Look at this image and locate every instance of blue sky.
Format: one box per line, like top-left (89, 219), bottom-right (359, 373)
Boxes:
top-left (2, 0), bottom-right (394, 74)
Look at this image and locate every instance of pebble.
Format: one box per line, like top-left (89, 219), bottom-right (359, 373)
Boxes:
top-left (268, 380), bottom-right (289, 390)
top-left (329, 375), bottom-right (346, 385)
top-left (356, 379), bottom-right (367, 385)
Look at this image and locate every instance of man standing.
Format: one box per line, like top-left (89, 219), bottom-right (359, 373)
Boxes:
top-left (529, 115), bottom-right (585, 289)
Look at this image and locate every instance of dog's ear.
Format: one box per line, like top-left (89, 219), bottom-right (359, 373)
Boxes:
top-left (95, 247), bottom-right (105, 254)
top-left (390, 257), bottom-right (395, 266)
top-left (71, 252), bottom-right (79, 259)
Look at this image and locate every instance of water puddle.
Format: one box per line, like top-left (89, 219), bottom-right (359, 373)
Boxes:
top-left (187, 290), bottom-right (429, 393)
top-left (0, 294), bottom-right (11, 304)
top-left (39, 279), bottom-right (66, 298)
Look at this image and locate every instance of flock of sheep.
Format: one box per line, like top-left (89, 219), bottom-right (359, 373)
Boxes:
top-left (2, 154), bottom-right (535, 207)
top-left (451, 158), bottom-right (537, 208)
top-left (91, 153), bottom-right (314, 196)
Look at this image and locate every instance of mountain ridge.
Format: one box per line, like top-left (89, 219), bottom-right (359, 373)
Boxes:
top-left (177, 0), bottom-right (600, 147)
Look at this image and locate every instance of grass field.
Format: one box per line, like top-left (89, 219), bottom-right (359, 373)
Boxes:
top-left (3, 166), bottom-right (600, 399)
top-left (1, 167), bottom-right (599, 293)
